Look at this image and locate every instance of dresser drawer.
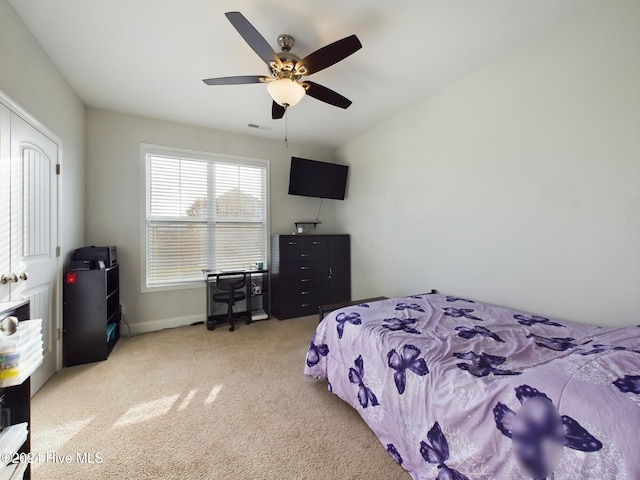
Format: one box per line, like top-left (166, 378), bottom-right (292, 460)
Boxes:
top-left (286, 288), bottom-right (328, 315)
top-left (289, 288), bottom-right (326, 305)
top-left (278, 235), bottom-right (327, 251)
top-left (280, 274), bottom-right (327, 292)
top-left (280, 261), bottom-right (328, 280)
top-left (280, 248), bottom-right (328, 263)
top-left (278, 302), bottom-right (320, 319)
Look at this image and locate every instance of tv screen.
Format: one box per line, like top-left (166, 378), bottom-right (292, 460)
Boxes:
top-left (288, 157), bottom-right (349, 200)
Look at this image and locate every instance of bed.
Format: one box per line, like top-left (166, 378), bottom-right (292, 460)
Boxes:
top-left (304, 293), bottom-right (640, 479)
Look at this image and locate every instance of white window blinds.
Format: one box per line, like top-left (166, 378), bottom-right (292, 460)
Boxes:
top-left (144, 148), bottom-right (268, 288)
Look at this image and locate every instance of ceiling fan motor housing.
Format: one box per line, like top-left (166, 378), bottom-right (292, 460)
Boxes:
top-left (270, 34), bottom-right (304, 78)
top-left (277, 34), bottom-right (295, 52)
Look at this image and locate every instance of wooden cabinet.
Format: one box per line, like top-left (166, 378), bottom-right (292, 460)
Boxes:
top-left (63, 265), bottom-right (120, 366)
top-left (270, 235), bottom-right (350, 320)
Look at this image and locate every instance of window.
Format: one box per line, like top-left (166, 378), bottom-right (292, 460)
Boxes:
top-left (141, 144), bottom-right (268, 289)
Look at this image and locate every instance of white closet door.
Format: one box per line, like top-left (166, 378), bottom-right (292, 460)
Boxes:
top-left (9, 112), bottom-right (59, 393)
top-left (0, 105), bottom-right (10, 302)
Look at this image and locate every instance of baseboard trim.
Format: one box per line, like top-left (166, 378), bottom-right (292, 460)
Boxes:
top-left (126, 314), bottom-right (204, 336)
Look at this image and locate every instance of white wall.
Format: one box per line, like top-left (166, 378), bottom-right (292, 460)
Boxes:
top-left (0, 0), bottom-right (86, 259)
top-left (85, 108), bottom-right (336, 333)
top-left (337, 1), bottom-right (640, 326)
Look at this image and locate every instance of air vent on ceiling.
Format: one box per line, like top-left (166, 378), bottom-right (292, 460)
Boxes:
top-left (247, 123), bottom-right (272, 131)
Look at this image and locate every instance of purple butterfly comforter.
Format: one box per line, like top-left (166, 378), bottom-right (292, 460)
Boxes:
top-left (304, 294), bottom-right (640, 479)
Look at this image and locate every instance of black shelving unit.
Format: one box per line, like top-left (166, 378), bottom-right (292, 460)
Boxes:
top-left (0, 300), bottom-right (32, 480)
top-left (63, 264), bottom-right (120, 366)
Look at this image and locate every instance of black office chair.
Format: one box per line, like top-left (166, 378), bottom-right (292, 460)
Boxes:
top-left (209, 272), bottom-right (247, 332)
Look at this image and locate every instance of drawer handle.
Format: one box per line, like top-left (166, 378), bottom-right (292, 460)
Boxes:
top-left (312, 241), bottom-right (320, 245)
top-left (301, 303), bottom-right (310, 307)
top-left (301, 279), bottom-right (310, 282)
top-left (300, 266), bottom-right (309, 270)
top-left (300, 254), bottom-right (309, 257)
top-left (301, 291), bottom-right (310, 295)
top-left (288, 241), bottom-right (297, 245)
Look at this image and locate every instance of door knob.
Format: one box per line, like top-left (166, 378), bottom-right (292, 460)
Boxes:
top-left (1, 273), bottom-right (18, 284)
top-left (19, 272), bottom-right (28, 281)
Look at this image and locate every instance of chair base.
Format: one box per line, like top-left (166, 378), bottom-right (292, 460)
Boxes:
top-left (206, 313), bottom-right (252, 331)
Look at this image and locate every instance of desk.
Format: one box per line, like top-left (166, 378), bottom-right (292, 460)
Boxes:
top-left (203, 269), bottom-right (269, 329)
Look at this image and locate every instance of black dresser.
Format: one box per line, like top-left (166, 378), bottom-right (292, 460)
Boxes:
top-left (270, 234), bottom-right (350, 319)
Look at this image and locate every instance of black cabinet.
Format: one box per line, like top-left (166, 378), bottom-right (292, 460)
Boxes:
top-left (270, 234), bottom-right (350, 320)
top-left (63, 264), bottom-right (120, 366)
top-left (0, 300), bottom-right (32, 479)
top-left (327, 235), bottom-right (351, 304)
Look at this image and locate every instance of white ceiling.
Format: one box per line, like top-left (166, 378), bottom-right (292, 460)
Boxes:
top-left (9, 0), bottom-right (597, 148)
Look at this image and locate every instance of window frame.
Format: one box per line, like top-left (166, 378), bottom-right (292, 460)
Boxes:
top-left (139, 143), bottom-right (270, 293)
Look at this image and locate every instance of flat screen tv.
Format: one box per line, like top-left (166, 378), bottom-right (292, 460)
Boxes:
top-left (288, 157), bottom-right (349, 200)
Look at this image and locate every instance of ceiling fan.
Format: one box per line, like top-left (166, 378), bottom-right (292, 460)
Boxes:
top-left (203, 12), bottom-right (362, 120)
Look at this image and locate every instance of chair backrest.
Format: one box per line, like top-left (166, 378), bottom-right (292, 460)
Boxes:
top-left (215, 272), bottom-right (247, 292)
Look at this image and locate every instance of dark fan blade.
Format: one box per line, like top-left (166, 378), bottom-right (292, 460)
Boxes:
top-left (295, 34), bottom-right (362, 75)
top-left (225, 12), bottom-right (281, 67)
top-left (305, 81), bottom-right (352, 109)
top-left (203, 75), bottom-right (268, 85)
top-left (272, 101), bottom-right (286, 119)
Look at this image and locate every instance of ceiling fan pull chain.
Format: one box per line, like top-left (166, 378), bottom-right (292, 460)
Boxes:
top-left (284, 107), bottom-right (289, 148)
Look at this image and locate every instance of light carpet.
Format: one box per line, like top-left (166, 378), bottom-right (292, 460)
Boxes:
top-left (31, 315), bottom-right (409, 479)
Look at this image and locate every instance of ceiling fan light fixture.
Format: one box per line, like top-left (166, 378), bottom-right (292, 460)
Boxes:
top-left (267, 78), bottom-right (305, 107)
